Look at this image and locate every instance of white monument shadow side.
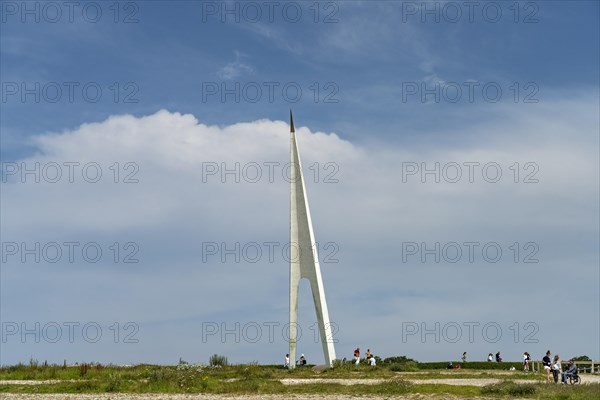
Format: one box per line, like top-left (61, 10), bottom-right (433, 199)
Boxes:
top-left (289, 111), bottom-right (337, 368)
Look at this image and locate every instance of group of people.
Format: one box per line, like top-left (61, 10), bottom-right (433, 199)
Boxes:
top-left (542, 350), bottom-right (578, 384)
top-left (353, 348), bottom-right (376, 366)
top-left (284, 348), bottom-right (378, 368)
top-left (486, 352), bottom-right (503, 362)
top-left (485, 350), bottom-right (578, 383)
top-left (286, 348), bottom-right (578, 381)
top-left (485, 349), bottom-right (578, 383)
top-left (284, 353), bottom-right (306, 368)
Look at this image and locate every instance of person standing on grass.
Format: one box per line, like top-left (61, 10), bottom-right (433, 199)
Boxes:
top-left (542, 350), bottom-right (552, 383)
top-left (298, 354), bottom-right (306, 366)
top-left (487, 353), bottom-right (493, 362)
top-left (462, 352), bottom-right (467, 363)
top-left (284, 354), bottom-right (290, 369)
top-left (523, 352), bottom-right (530, 372)
top-left (353, 348), bottom-right (360, 365)
top-left (365, 349), bottom-right (372, 363)
top-left (552, 354), bottom-right (561, 383)
top-left (495, 352), bottom-right (502, 362)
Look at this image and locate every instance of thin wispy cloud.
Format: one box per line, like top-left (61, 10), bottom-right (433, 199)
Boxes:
top-left (216, 50), bottom-right (254, 80)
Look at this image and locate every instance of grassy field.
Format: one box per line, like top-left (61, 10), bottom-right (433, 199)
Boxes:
top-left (1, 361), bottom-right (598, 399)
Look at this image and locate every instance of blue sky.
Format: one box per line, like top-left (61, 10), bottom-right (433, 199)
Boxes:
top-left (1, 1), bottom-right (599, 366)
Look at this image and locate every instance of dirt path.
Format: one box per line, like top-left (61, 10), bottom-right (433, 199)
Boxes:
top-left (2, 374), bottom-right (599, 387)
top-left (0, 380), bottom-right (80, 385)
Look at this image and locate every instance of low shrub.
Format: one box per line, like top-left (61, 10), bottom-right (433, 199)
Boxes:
top-left (481, 381), bottom-right (537, 396)
top-left (209, 354), bottom-right (228, 367)
top-left (383, 356), bottom-right (416, 364)
top-left (105, 372), bottom-right (122, 392)
top-left (389, 361), bottom-right (419, 372)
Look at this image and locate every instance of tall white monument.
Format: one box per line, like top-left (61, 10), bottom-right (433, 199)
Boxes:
top-left (288, 111), bottom-right (336, 368)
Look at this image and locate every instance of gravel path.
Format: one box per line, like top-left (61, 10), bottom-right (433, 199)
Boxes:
top-left (0, 380), bottom-right (79, 385)
top-left (1, 374), bottom-right (598, 387)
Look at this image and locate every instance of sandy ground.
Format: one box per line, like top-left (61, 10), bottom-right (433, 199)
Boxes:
top-left (2, 374), bottom-right (599, 386)
top-left (0, 380), bottom-right (80, 385)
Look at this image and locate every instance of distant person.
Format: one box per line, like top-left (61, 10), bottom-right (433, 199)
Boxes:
top-left (354, 348), bottom-right (360, 365)
top-left (542, 351), bottom-right (552, 383)
top-left (447, 361), bottom-right (453, 369)
top-left (365, 349), bottom-right (372, 362)
top-left (487, 353), bottom-right (493, 362)
top-left (495, 352), bottom-right (502, 362)
top-left (369, 356), bottom-right (376, 366)
top-left (297, 354), bottom-right (306, 366)
top-left (284, 354), bottom-right (290, 368)
top-left (552, 354), bottom-right (561, 383)
top-left (523, 352), bottom-right (530, 372)
top-left (561, 360), bottom-right (577, 384)
top-left (462, 352), bottom-right (467, 363)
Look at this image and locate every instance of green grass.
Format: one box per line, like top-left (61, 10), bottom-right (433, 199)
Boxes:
top-left (2, 380), bottom-right (599, 399)
top-left (1, 362), bottom-right (598, 399)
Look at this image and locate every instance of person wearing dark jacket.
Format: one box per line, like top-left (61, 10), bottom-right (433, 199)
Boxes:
top-left (542, 351), bottom-right (552, 383)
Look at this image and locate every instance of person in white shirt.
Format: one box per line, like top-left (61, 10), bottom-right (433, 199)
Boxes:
top-left (284, 354), bottom-right (290, 368)
top-left (523, 352), bottom-right (530, 371)
top-left (369, 356), bottom-right (376, 366)
top-left (552, 355), bottom-right (561, 383)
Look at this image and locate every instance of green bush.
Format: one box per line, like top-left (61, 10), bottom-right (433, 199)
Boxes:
top-left (147, 367), bottom-right (176, 382)
top-left (389, 361), bottom-right (419, 372)
top-left (383, 356), bottom-right (416, 364)
top-left (481, 381), bottom-right (537, 396)
top-left (571, 355), bottom-right (591, 361)
top-left (507, 384), bottom-right (537, 396)
top-left (29, 358), bottom-right (39, 369)
top-left (209, 354), bottom-right (228, 367)
top-left (105, 372), bottom-right (121, 392)
top-left (331, 359), bottom-right (357, 371)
